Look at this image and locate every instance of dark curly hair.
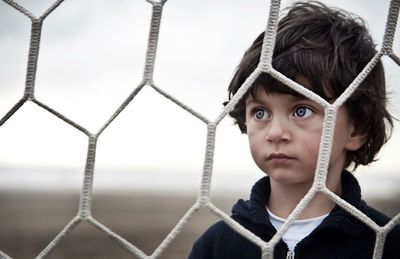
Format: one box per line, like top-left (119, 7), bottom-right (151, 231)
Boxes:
top-left (226, 1), bottom-right (393, 169)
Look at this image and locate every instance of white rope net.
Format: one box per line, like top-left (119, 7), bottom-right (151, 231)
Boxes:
top-left (0, 0), bottom-right (399, 258)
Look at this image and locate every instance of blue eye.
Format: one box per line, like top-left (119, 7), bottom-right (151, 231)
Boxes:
top-left (294, 106), bottom-right (313, 118)
top-left (254, 109), bottom-right (268, 120)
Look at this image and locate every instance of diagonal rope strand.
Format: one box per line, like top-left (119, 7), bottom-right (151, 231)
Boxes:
top-left (40, 0), bottom-right (64, 20)
top-left (0, 97), bottom-right (27, 127)
top-left (87, 217), bottom-right (149, 258)
top-left (2, 0), bottom-right (36, 19)
top-left (36, 217), bottom-right (81, 259)
top-left (149, 83), bottom-right (210, 123)
top-left (150, 202), bottom-right (202, 258)
top-left (32, 98), bottom-right (91, 136)
top-left (97, 82), bottom-right (147, 136)
top-left (0, 250), bottom-right (12, 259)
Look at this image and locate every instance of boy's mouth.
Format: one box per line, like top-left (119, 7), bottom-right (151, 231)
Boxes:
top-left (267, 153), bottom-right (295, 160)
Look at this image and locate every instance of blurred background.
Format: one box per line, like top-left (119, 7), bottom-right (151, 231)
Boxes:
top-left (0, 0), bottom-right (399, 258)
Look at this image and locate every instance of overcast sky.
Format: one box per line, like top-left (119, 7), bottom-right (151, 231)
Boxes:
top-left (0, 0), bottom-right (399, 192)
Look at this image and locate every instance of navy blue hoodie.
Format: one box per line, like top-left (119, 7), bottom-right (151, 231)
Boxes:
top-left (188, 172), bottom-right (400, 259)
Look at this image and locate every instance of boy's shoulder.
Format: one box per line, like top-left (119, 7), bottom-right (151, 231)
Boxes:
top-left (362, 201), bottom-right (392, 226)
top-left (362, 202), bottom-right (400, 257)
top-left (188, 219), bottom-right (260, 259)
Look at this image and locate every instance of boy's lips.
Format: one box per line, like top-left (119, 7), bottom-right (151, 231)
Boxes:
top-left (266, 153), bottom-right (295, 160)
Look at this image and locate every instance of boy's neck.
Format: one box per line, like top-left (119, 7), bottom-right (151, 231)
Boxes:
top-left (267, 175), bottom-right (342, 220)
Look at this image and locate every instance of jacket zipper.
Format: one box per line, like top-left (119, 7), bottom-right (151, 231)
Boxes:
top-left (286, 251), bottom-right (295, 259)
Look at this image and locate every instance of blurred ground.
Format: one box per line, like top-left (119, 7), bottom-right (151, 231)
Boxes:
top-left (0, 191), bottom-right (234, 259)
top-left (0, 191), bottom-right (398, 259)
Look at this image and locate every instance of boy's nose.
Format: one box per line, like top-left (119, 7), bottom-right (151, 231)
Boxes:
top-left (265, 118), bottom-right (291, 143)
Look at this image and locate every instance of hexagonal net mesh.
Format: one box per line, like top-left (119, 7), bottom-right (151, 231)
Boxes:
top-left (0, 0), bottom-right (399, 258)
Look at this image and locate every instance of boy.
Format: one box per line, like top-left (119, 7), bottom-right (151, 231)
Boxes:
top-left (188, 1), bottom-right (399, 259)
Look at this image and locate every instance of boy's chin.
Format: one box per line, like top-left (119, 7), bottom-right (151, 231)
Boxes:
top-left (266, 169), bottom-right (315, 187)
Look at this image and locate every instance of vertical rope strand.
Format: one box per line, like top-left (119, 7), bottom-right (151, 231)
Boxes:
top-left (24, 20), bottom-right (42, 98)
top-left (313, 107), bottom-right (336, 185)
top-left (373, 231), bottom-right (387, 259)
top-left (78, 135), bottom-right (98, 219)
top-left (142, 2), bottom-right (165, 83)
top-left (381, 0), bottom-right (400, 54)
top-left (261, 244), bottom-right (274, 259)
top-left (260, 0), bottom-right (281, 69)
top-left (199, 123), bottom-right (217, 199)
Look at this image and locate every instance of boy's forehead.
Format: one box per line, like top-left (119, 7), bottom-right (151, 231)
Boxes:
top-left (249, 74), bottom-right (316, 98)
top-left (246, 74), bottom-right (336, 104)
top-left (245, 88), bottom-right (309, 104)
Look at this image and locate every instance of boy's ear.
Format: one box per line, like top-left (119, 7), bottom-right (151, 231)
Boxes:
top-left (345, 124), bottom-right (368, 151)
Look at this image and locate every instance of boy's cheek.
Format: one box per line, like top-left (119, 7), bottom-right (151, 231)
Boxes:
top-left (246, 127), bottom-right (262, 141)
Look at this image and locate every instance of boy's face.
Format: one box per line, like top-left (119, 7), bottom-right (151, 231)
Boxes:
top-left (245, 87), bottom-right (364, 187)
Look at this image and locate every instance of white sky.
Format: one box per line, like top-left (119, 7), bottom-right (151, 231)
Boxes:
top-left (0, 0), bottom-right (399, 192)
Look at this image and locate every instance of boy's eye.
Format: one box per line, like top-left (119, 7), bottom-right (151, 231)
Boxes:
top-left (254, 109), bottom-right (269, 120)
top-left (293, 106), bottom-right (313, 118)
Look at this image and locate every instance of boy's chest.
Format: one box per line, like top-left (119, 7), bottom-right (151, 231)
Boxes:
top-left (220, 236), bottom-right (375, 259)
top-left (227, 219), bottom-right (376, 259)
